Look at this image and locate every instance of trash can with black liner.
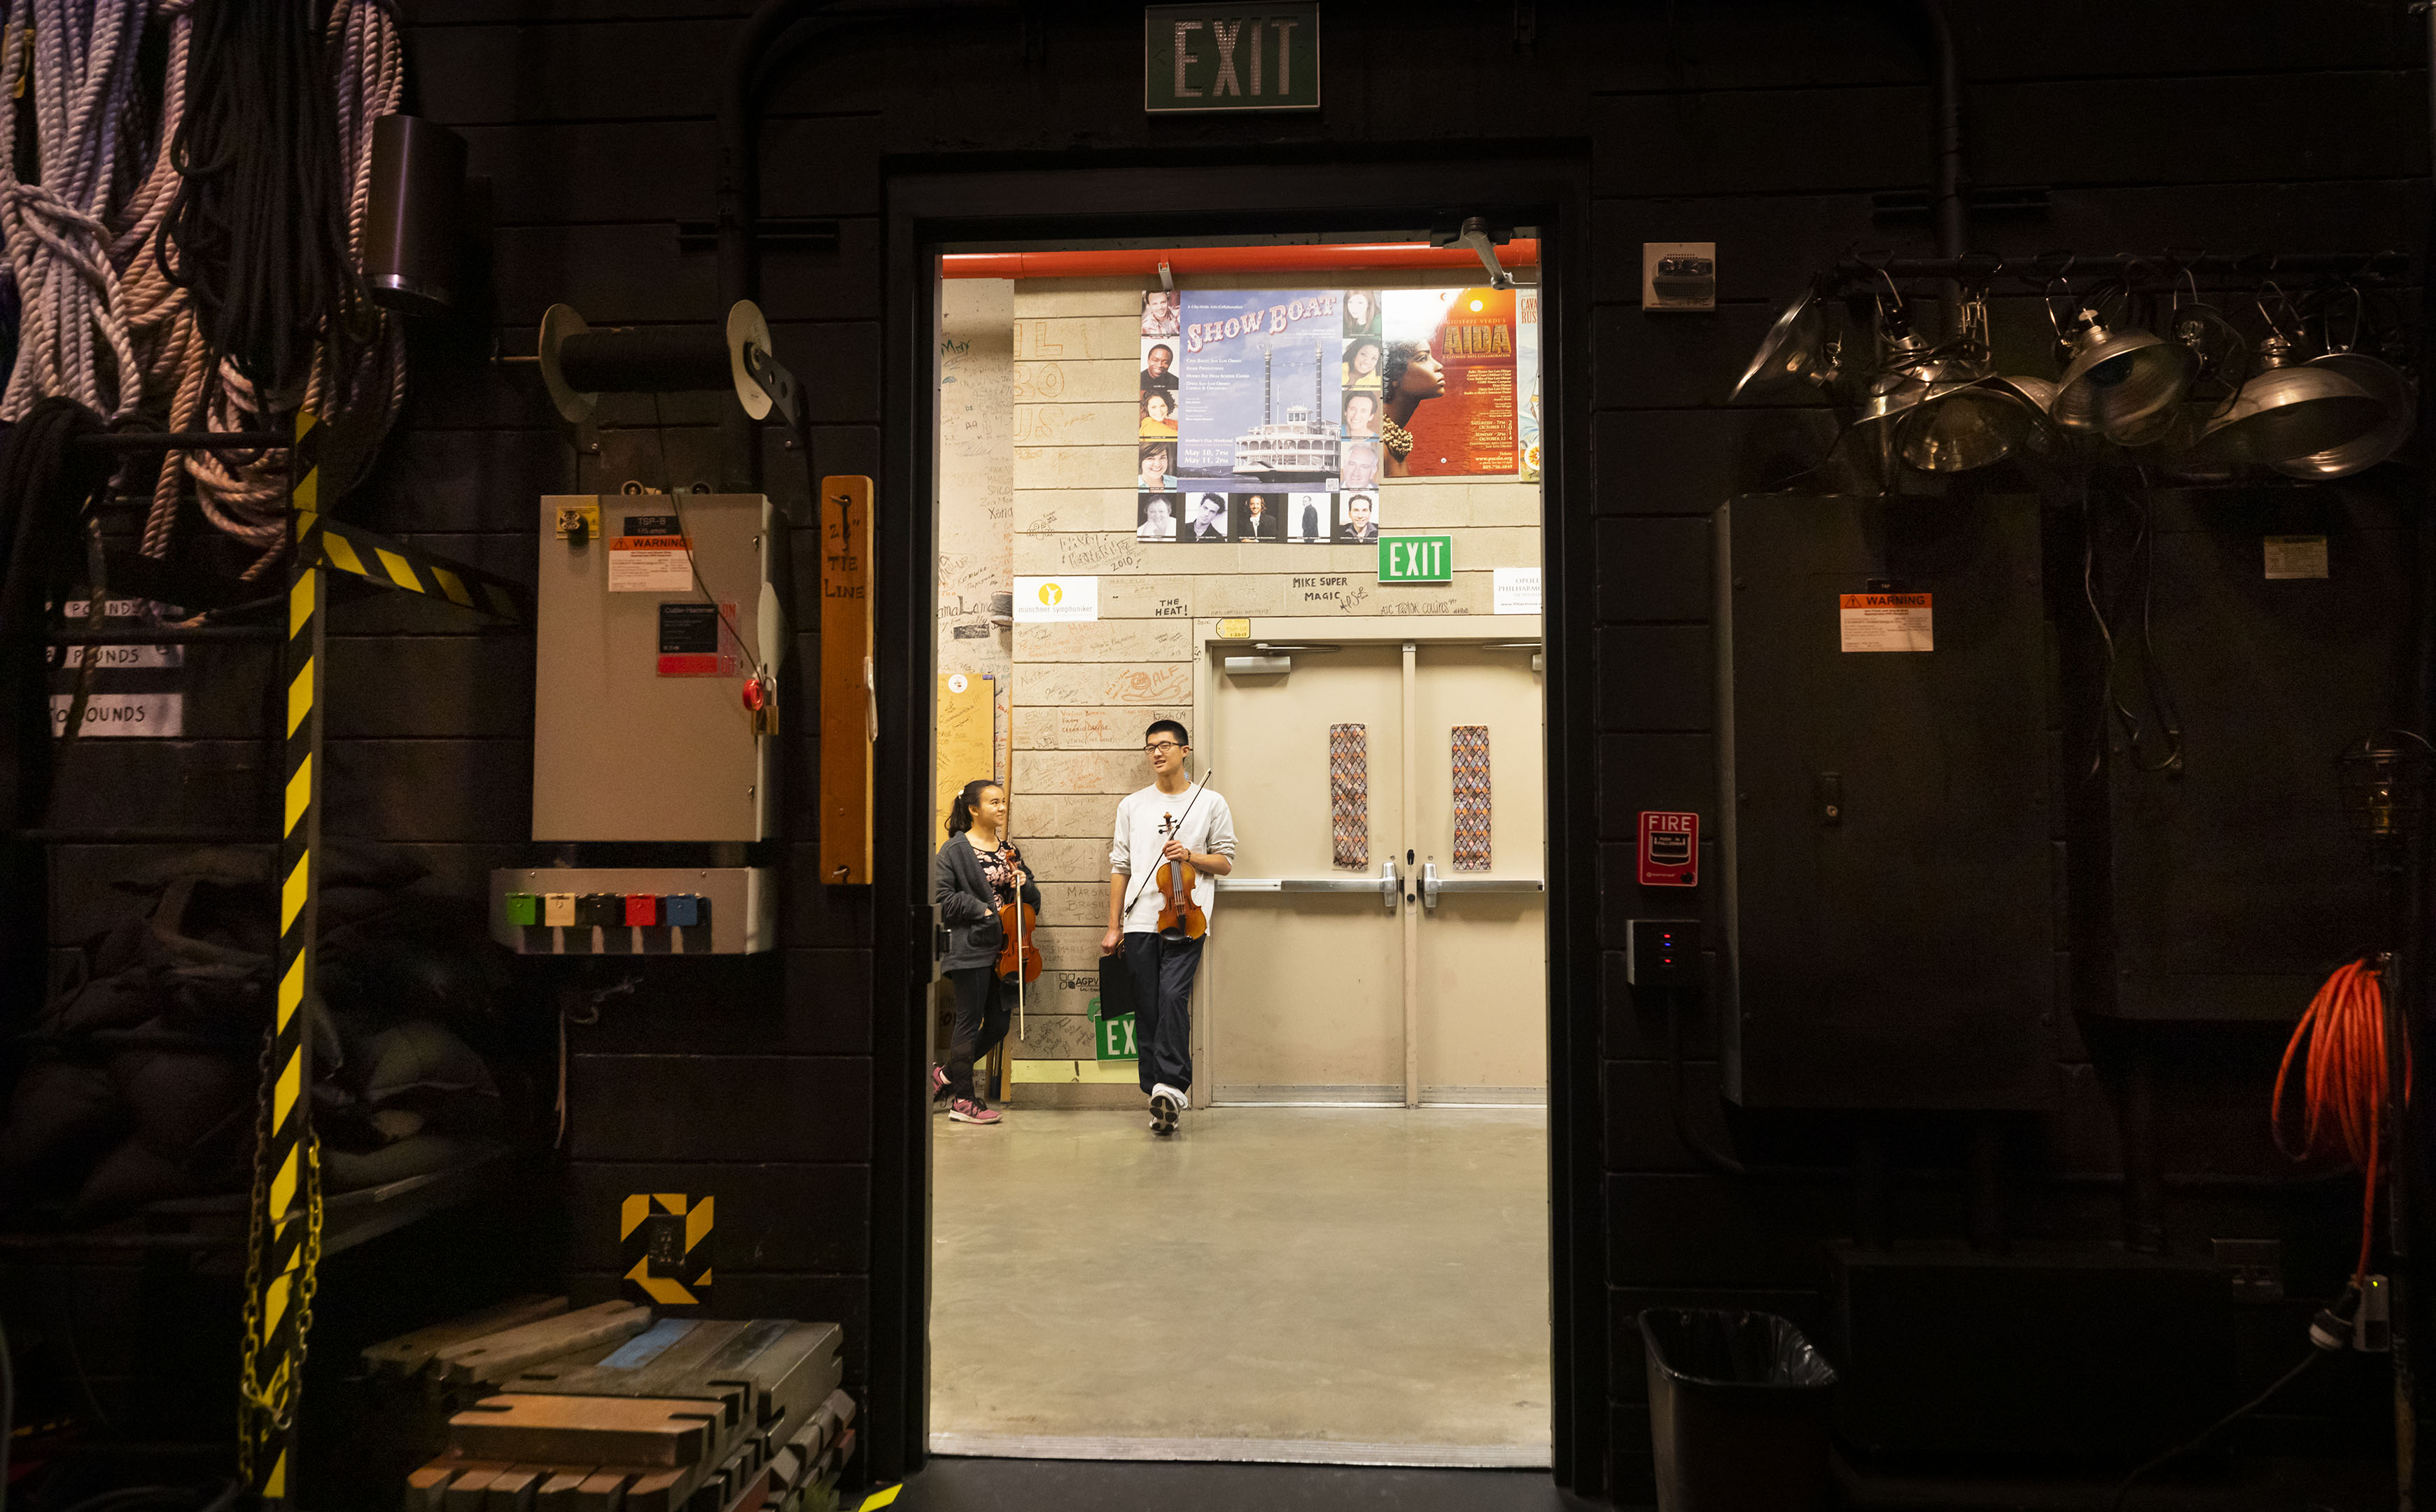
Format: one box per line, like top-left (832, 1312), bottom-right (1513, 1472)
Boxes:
top-left (1639, 1308), bottom-right (1839, 1512)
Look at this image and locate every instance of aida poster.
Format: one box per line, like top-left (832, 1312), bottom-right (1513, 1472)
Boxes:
top-left (1380, 287), bottom-right (1518, 477)
top-left (1173, 290), bottom-right (1343, 483)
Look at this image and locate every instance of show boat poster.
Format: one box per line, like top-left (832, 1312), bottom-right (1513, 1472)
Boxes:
top-left (1175, 289), bottom-right (1343, 483)
top-left (1382, 287), bottom-right (1518, 477)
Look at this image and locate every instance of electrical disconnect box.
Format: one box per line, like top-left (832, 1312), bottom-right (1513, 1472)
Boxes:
top-left (1716, 493), bottom-right (2056, 1110)
top-left (530, 493), bottom-right (783, 843)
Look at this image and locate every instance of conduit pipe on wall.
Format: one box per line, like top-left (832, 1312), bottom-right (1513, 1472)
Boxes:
top-left (941, 241), bottom-right (1544, 279)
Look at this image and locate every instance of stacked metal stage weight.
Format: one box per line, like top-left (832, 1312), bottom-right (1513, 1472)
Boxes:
top-left (386, 1308), bottom-right (851, 1510)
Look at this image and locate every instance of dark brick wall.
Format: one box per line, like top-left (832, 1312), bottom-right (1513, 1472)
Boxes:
top-left (37, 0), bottom-right (2428, 1499)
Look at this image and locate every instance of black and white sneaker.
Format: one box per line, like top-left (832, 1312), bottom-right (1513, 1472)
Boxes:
top-left (1149, 1084), bottom-right (1183, 1136)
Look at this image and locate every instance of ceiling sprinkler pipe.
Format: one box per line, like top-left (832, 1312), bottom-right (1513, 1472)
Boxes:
top-left (1914, 0), bottom-right (1966, 339)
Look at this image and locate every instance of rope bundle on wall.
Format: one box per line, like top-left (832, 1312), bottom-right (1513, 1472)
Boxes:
top-left (2274, 956), bottom-right (2412, 1281)
top-left (0, 0), bottom-right (407, 572)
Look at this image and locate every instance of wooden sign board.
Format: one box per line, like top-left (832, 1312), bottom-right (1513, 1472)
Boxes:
top-left (820, 476), bottom-right (874, 885)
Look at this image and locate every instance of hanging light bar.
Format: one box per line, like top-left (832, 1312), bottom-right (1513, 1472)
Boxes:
top-left (941, 240), bottom-right (1541, 279)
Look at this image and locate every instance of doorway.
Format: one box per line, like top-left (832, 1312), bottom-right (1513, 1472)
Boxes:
top-left (916, 231), bottom-right (1555, 1466)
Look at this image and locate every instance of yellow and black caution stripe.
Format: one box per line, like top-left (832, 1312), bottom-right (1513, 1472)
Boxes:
top-left (241, 411), bottom-right (330, 1504)
top-left (620, 1192), bottom-right (715, 1307)
top-left (310, 514), bottom-right (528, 624)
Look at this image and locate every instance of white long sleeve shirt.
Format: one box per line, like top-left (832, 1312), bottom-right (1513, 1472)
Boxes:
top-left (1111, 782), bottom-right (1236, 934)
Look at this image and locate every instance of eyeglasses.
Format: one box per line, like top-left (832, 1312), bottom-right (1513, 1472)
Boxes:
top-left (1144, 741), bottom-right (1184, 754)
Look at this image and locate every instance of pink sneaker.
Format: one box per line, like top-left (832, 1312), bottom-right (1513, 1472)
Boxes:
top-left (948, 1098), bottom-right (1001, 1126)
top-left (929, 1064), bottom-right (949, 1098)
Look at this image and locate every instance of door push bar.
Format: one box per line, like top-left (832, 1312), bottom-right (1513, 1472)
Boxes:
top-left (1419, 859), bottom-right (1548, 910)
top-left (1217, 860), bottom-right (1402, 910)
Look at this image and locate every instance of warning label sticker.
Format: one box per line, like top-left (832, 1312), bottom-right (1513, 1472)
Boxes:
top-left (1839, 592), bottom-right (1933, 653)
top-left (2264, 536), bottom-right (2329, 580)
top-left (609, 535), bottom-right (694, 592)
top-left (657, 601), bottom-right (739, 677)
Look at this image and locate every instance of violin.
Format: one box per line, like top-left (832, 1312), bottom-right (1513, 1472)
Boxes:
top-left (1152, 781), bottom-right (1213, 942)
top-left (995, 892), bottom-right (1041, 983)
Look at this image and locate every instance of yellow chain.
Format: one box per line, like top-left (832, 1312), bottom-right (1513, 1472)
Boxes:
top-left (236, 1018), bottom-right (325, 1483)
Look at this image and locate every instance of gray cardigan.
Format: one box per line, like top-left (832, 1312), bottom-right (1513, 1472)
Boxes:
top-left (931, 834), bottom-right (1042, 972)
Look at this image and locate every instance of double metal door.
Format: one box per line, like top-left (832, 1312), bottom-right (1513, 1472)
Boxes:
top-left (1203, 636), bottom-right (1546, 1105)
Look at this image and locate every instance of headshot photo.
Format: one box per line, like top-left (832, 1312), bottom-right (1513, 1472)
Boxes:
top-left (1340, 389), bottom-right (1380, 439)
top-left (1340, 335), bottom-right (1382, 391)
top-left (1141, 340), bottom-right (1179, 394)
top-left (1338, 440), bottom-right (1381, 491)
top-left (1141, 288), bottom-right (1180, 337)
top-left (1137, 491), bottom-right (1181, 540)
top-left (1185, 492), bottom-right (1231, 543)
top-left (1343, 290), bottom-right (1382, 338)
top-left (1234, 493), bottom-right (1281, 542)
top-left (1336, 492), bottom-right (1380, 543)
top-left (1287, 492), bottom-right (1330, 543)
top-left (1138, 442), bottom-right (1176, 491)
top-left (1140, 388), bottom-right (1178, 438)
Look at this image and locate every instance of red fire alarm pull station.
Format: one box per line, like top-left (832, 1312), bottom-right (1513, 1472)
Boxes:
top-left (1639, 811), bottom-right (1699, 887)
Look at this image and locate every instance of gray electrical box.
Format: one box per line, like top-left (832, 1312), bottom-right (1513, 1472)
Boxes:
top-left (531, 493), bottom-right (783, 842)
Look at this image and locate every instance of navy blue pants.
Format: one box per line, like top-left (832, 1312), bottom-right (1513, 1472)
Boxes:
top-left (1124, 932), bottom-right (1203, 1098)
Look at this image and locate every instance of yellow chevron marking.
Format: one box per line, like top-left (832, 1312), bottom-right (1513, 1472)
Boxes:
top-left (293, 468), bottom-right (318, 512)
top-left (270, 1140), bottom-right (298, 1221)
top-left (322, 531), bottom-right (366, 578)
top-left (375, 547), bottom-right (421, 594)
top-left (621, 1194), bottom-right (650, 1240)
top-left (483, 583), bottom-right (518, 620)
top-left (281, 853), bottom-right (309, 934)
top-left (264, 1448), bottom-right (288, 1499)
top-left (288, 571), bottom-right (314, 638)
top-left (284, 755), bottom-right (312, 836)
top-left (694, 1267), bottom-right (711, 1287)
top-left (657, 1193), bottom-right (686, 1214)
top-left (273, 1047), bottom-right (302, 1133)
top-left (432, 566), bottom-right (473, 608)
top-left (278, 953), bottom-right (304, 1031)
top-left (294, 410), bottom-right (318, 441)
top-left (685, 1194), bottom-right (714, 1254)
top-left (624, 1256), bottom-right (697, 1307)
top-left (286, 657), bottom-right (314, 738)
top-left (858, 1487), bottom-right (902, 1510)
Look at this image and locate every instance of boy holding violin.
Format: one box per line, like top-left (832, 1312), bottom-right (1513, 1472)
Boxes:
top-left (930, 779), bottom-right (1042, 1126)
top-left (1102, 719), bottom-right (1236, 1136)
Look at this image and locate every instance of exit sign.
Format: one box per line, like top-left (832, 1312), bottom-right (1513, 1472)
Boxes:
top-left (1145, 4), bottom-right (1320, 113)
top-left (1093, 1004), bottom-right (1138, 1061)
top-left (1379, 534), bottom-right (1453, 584)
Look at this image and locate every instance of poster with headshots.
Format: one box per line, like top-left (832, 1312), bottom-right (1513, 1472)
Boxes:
top-left (1137, 491), bottom-right (1182, 540)
top-left (1174, 290), bottom-right (1343, 484)
top-left (1140, 310), bottom-right (1182, 496)
top-left (1284, 491), bottom-right (1331, 543)
top-left (1231, 490), bottom-right (1287, 543)
top-left (1334, 491), bottom-right (1382, 542)
top-left (1380, 288), bottom-right (1518, 477)
top-left (1179, 490), bottom-right (1233, 543)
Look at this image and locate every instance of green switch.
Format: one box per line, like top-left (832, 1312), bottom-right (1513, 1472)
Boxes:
top-left (503, 892), bottom-right (540, 927)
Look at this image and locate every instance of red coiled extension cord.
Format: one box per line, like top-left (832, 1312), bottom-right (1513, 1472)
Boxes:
top-left (2273, 957), bottom-right (2411, 1282)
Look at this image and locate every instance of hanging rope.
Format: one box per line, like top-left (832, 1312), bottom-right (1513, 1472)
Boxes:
top-left (2273, 956), bottom-right (2412, 1281)
top-left (0, 0), bottom-right (153, 421)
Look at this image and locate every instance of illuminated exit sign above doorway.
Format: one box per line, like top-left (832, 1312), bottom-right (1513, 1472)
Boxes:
top-left (1145, 4), bottom-right (1320, 113)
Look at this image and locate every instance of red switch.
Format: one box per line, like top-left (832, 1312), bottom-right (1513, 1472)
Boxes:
top-left (624, 893), bottom-right (659, 926)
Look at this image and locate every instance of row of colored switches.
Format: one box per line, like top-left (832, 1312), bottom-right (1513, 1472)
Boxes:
top-left (503, 892), bottom-right (708, 927)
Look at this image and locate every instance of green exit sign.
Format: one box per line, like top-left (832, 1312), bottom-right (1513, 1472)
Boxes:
top-left (1145, 4), bottom-right (1320, 113)
top-left (1380, 534), bottom-right (1453, 584)
top-left (1093, 1004), bottom-right (1138, 1061)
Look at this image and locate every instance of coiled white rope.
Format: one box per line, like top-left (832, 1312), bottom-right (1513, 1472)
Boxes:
top-left (0, 0), bottom-right (152, 421)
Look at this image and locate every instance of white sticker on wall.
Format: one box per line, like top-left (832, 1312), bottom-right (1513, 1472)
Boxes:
top-left (1493, 567), bottom-right (1542, 615)
top-left (2264, 536), bottom-right (2329, 580)
top-left (1839, 592), bottom-right (1933, 652)
top-left (608, 533), bottom-right (694, 592)
top-left (50, 693), bottom-right (184, 737)
top-left (1013, 575), bottom-right (1099, 623)
top-left (49, 643), bottom-right (184, 669)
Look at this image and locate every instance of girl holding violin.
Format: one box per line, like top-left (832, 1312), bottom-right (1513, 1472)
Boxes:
top-left (1102, 719), bottom-right (1236, 1137)
top-left (930, 779), bottom-right (1042, 1126)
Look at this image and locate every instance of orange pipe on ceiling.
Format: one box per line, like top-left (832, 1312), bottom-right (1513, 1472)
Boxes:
top-left (941, 239), bottom-right (1540, 279)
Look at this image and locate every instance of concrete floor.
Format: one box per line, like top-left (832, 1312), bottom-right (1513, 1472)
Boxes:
top-left (929, 1105), bottom-right (1551, 1464)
